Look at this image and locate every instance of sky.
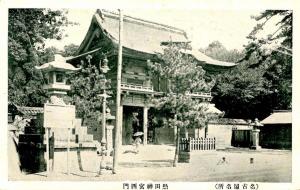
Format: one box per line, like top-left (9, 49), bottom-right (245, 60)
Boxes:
top-left (45, 9), bottom-right (262, 51)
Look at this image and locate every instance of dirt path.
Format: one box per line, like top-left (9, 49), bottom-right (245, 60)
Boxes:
top-left (9, 145), bottom-right (291, 182)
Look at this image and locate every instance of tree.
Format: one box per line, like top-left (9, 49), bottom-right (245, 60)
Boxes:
top-left (39, 46), bottom-right (60, 63)
top-left (200, 41), bottom-right (244, 63)
top-left (68, 55), bottom-right (112, 126)
top-left (242, 10), bottom-right (292, 64)
top-left (8, 9), bottom-right (71, 106)
top-left (213, 10), bottom-right (292, 119)
top-left (63, 44), bottom-right (79, 57)
top-left (245, 10), bottom-right (292, 109)
top-left (39, 44), bottom-right (79, 64)
top-left (212, 62), bottom-right (272, 119)
top-left (149, 44), bottom-right (216, 166)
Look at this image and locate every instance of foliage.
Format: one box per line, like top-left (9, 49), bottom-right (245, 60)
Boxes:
top-left (212, 10), bottom-right (292, 119)
top-left (212, 62), bottom-right (272, 119)
top-left (39, 44), bottom-right (79, 63)
top-left (68, 56), bottom-right (112, 125)
top-left (8, 9), bottom-right (71, 106)
top-left (149, 44), bottom-right (216, 129)
top-left (153, 94), bottom-right (219, 129)
top-left (200, 41), bottom-right (244, 63)
top-left (242, 10), bottom-right (292, 64)
top-left (63, 44), bottom-right (79, 57)
top-left (11, 115), bottom-right (30, 134)
top-left (39, 46), bottom-right (60, 63)
top-left (150, 44), bottom-right (214, 94)
top-left (149, 44), bottom-right (220, 166)
top-left (244, 10), bottom-right (292, 111)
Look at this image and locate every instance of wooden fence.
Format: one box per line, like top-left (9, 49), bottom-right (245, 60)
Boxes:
top-left (179, 137), bottom-right (216, 151)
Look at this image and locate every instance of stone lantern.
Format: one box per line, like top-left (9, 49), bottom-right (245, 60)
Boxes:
top-left (35, 54), bottom-right (80, 175)
top-left (106, 110), bottom-right (115, 156)
top-left (250, 118), bottom-right (263, 150)
top-left (35, 54), bottom-right (80, 104)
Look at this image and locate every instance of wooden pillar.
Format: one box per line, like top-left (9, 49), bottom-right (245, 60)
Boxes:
top-left (143, 107), bottom-right (148, 145)
top-left (119, 105), bottom-right (123, 147)
top-left (45, 128), bottom-right (50, 176)
top-left (113, 9), bottom-right (123, 174)
top-left (67, 128), bottom-right (71, 175)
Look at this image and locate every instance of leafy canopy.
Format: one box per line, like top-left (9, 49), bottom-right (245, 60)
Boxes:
top-left (68, 55), bottom-right (112, 125)
top-left (149, 44), bottom-right (217, 129)
top-left (212, 10), bottom-right (292, 119)
top-left (8, 9), bottom-right (71, 106)
top-left (242, 10), bottom-right (292, 65)
top-left (200, 41), bottom-right (244, 63)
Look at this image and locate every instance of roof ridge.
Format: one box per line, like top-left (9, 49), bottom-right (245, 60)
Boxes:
top-left (100, 9), bottom-right (186, 35)
top-left (18, 106), bottom-right (43, 109)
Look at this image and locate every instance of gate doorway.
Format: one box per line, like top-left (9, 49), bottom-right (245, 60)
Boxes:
top-left (122, 106), bottom-right (143, 145)
top-left (231, 129), bottom-right (252, 147)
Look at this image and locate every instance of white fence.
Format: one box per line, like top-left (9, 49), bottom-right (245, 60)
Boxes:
top-left (179, 137), bottom-right (216, 151)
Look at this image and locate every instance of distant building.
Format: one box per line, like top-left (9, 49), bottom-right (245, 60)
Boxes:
top-left (8, 102), bottom-right (43, 122)
top-left (260, 110), bottom-right (292, 149)
top-left (67, 10), bottom-right (235, 145)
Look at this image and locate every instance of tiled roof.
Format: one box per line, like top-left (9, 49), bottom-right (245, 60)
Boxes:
top-left (261, 110), bottom-right (292, 125)
top-left (76, 10), bottom-right (236, 67)
top-left (16, 106), bottom-right (44, 115)
top-left (209, 118), bottom-right (249, 125)
top-left (183, 49), bottom-right (236, 67)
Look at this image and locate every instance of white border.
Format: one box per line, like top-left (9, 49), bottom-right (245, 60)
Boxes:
top-left (1, 0), bottom-right (299, 190)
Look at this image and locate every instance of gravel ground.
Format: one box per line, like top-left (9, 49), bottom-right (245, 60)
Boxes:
top-left (9, 145), bottom-right (292, 182)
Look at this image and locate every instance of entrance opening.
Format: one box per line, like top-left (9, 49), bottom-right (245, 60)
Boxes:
top-left (122, 106), bottom-right (143, 145)
top-left (231, 130), bottom-right (252, 147)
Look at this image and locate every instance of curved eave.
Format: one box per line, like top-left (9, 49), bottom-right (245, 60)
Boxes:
top-left (76, 14), bottom-right (116, 55)
top-left (182, 49), bottom-right (237, 68)
top-left (66, 47), bottom-right (103, 62)
top-left (76, 16), bottom-right (98, 54)
top-left (76, 12), bottom-right (236, 69)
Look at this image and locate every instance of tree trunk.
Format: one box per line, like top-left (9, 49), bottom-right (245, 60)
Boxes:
top-left (173, 125), bottom-right (180, 167)
top-left (81, 116), bottom-right (85, 126)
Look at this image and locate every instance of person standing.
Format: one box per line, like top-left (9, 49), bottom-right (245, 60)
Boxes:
top-left (132, 112), bottom-right (140, 134)
top-left (133, 136), bottom-right (142, 154)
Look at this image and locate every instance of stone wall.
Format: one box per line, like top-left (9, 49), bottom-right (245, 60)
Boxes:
top-left (207, 124), bottom-right (233, 149)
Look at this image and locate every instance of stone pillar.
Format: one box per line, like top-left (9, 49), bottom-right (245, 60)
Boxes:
top-left (106, 124), bottom-right (114, 155)
top-left (143, 107), bottom-right (148, 145)
top-left (251, 129), bottom-right (261, 150)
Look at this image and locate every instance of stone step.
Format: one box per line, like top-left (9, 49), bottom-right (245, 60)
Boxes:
top-left (54, 141), bottom-right (96, 149)
top-left (85, 134), bottom-right (94, 142)
top-left (53, 135), bottom-right (76, 142)
top-left (74, 118), bottom-right (82, 127)
top-left (75, 126), bottom-right (87, 136)
top-left (49, 118), bottom-right (94, 143)
top-left (50, 128), bottom-right (75, 141)
top-left (78, 134), bottom-right (94, 142)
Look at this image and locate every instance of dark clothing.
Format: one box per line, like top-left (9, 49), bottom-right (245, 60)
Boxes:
top-left (132, 117), bottom-right (140, 133)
